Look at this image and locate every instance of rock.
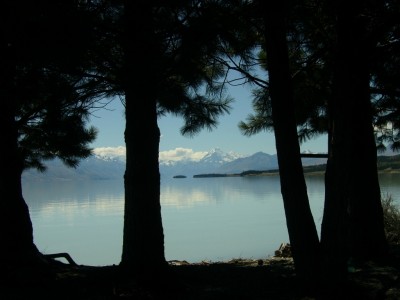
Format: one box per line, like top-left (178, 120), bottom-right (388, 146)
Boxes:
top-left (274, 243), bottom-right (292, 258)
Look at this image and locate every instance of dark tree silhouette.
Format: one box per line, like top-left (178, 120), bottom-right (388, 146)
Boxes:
top-left (320, 0), bottom-right (388, 288)
top-left (1, 48), bottom-right (40, 268)
top-left (0, 0), bottom-right (107, 268)
top-left (120, 0), bottom-right (167, 276)
top-left (259, 0), bottom-right (320, 284)
top-left (118, 1), bottom-right (232, 276)
top-left (222, 1), bottom-right (392, 291)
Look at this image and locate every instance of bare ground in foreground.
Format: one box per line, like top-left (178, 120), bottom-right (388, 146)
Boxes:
top-left (3, 248), bottom-right (400, 300)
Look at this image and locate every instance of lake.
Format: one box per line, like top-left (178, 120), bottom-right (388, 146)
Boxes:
top-left (23, 173), bottom-right (400, 266)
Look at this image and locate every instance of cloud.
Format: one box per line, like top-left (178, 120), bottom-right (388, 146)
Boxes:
top-left (160, 147), bottom-right (207, 162)
top-left (93, 146), bottom-right (206, 162)
top-left (93, 146), bottom-right (126, 158)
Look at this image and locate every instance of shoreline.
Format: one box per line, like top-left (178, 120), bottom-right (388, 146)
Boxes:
top-left (191, 168), bottom-right (400, 178)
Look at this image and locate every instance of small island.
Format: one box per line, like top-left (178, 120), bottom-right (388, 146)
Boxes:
top-left (193, 173), bottom-right (228, 178)
top-left (173, 175), bottom-right (187, 178)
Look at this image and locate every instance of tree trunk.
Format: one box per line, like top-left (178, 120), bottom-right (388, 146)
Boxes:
top-left (342, 1), bottom-right (388, 262)
top-left (261, 0), bottom-right (320, 284)
top-left (0, 42), bottom-right (42, 268)
top-left (120, 0), bottom-right (167, 276)
top-left (320, 0), bottom-right (388, 289)
top-left (0, 105), bottom-right (40, 267)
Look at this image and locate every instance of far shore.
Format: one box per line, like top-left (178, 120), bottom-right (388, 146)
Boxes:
top-left (191, 167), bottom-right (400, 178)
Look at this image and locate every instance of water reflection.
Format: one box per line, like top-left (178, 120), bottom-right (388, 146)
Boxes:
top-left (22, 174), bottom-right (400, 265)
top-left (24, 180), bottom-right (124, 217)
top-left (161, 176), bottom-right (283, 208)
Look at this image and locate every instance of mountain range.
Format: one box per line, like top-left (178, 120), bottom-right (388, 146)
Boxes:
top-left (22, 148), bottom-right (328, 181)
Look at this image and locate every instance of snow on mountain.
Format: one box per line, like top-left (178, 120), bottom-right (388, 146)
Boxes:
top-left (159, 148), bottom-right (244, 177)
top-left (215, 151), bottom-right (279, 174)
top-left (22, 147), bottom-right (327, 181)
top-left (199, 148), bottom-right (243, 164)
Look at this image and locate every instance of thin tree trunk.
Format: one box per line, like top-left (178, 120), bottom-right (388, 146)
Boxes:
top-left (261, 0), bottom-right (320, 285)
top-left (320, 2), bottom-right (353, 284)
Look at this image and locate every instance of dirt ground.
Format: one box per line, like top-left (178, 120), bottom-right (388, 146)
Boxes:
top-left (3, 253), bottom-right (400, 300)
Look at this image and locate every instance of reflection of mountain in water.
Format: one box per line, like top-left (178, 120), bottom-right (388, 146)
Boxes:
top-left (161, 176), bottom-right (284, 208)
top-left (23, 179), bottom-right (124, 216)
top-left (22, 172), bottom-right (400, 265)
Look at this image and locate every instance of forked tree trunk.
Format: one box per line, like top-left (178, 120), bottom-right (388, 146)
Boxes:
top-left (321, 0), bottom-right (388, 289)
top-left (341, 1), bottom-right (388, 262)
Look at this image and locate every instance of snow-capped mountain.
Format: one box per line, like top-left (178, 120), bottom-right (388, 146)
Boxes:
top-left (21, 148), bottom-right (327, 181)
top-left (215, 151), bottom-right (279, 174)
top-left (159, 148), bottom-right (244, 177)
top-left (199, 148), bottom-right (243, 164)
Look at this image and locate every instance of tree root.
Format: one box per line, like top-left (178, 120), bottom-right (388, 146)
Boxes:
top-left (44, 252), bottom-right (78, 266)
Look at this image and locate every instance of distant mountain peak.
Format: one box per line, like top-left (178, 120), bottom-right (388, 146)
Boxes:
top-left (94, 154), bottom-right (125, 163)
top-left (22, 147), bottom-right (329, 181)
top-left (200, 148), bottom-right (243, 164)
top-left (208, 147), bottom-right (222, 153)
top-left (251, 151), bottom-right (270, 156)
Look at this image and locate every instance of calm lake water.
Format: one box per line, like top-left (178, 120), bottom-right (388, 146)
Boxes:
top-left (23, 173), bottom-right (400, 266)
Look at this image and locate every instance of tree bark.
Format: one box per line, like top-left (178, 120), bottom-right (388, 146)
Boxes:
top-left (342, 1), bottom-right (388, 262)
top-left (120, 0), bottom-right (167, 276)
top-left (261, 0), bottom-right (320, 284)
top-left (0, 41), bottom-right (42, 268)
top-left (320, 0), bottom-right (388, 288)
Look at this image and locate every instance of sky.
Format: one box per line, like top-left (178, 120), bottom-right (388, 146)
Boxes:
top-left (89, 83), bottom-right (328, 160)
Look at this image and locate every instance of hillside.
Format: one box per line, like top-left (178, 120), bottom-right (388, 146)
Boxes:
top-left (193, 154), bottom-right (400, 177)
top-left (21, 150), bottom-right (400, 181)
top-left (243, 155), bottom-right (400, 176)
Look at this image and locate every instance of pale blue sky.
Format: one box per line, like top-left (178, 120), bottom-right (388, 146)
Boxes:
top-left (89, 83), bottom-right (328, 159)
